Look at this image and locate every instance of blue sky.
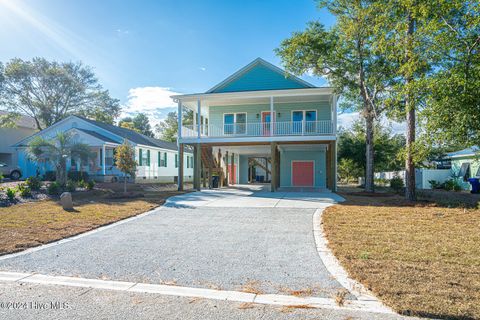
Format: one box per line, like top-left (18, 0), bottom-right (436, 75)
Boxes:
top-left (0, 0), bottom-right (382, 130)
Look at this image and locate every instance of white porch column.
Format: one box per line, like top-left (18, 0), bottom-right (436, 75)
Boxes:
top-left (197, 99), bottom-right (201, 138)
top-left (177, 101), bottom-right (182, 139)
top-left (102, 145), bottom-right (106, 175)
top-left (270, 96), bottom-right (274, 136)
top-left (332, 94), bottom-right (338, 135)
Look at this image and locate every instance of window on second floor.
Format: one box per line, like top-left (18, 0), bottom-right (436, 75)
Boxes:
top-left (224, 113), bottom-right (247, 135)
top-left (292, 110), bottom-right (317, 133)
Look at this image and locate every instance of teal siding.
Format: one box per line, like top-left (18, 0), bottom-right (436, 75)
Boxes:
top-left (239, 155), bottom-right (249, 184)
top-left (212, 64), bottom-right (308, 93)
top-left (280, 150), bottom-right (326, 188)
top-left (451, 156), bottom-right (480, 190)
top-left (209, 101), bottom-right (331, 135)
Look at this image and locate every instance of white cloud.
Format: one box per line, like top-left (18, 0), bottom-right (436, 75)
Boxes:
top-left (121, 87), bottom-right (182, 127)
top-left (337, 111), bottom-right (406, 135)
top-left (337, 112), bottom-right (360, 130)
top-left (199, 67), bottom-right (206, 71)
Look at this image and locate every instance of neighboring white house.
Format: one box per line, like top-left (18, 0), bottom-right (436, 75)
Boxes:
top-left (13, 115), bottom-right (193, 183)
top-left (0, 111), bottom-right (38, 166)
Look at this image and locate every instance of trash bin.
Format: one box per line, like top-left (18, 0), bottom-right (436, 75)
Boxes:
top-left (468, 178), bottom-right (479, 194)
top-left (211, 176), bottom-right (219, 188)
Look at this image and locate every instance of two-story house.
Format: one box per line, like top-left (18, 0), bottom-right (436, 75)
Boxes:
top-left (172, 58), bottom-right (337, 192)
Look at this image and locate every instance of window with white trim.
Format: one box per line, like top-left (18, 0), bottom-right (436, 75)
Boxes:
top-left (224, 113), bottom-right (247, 134)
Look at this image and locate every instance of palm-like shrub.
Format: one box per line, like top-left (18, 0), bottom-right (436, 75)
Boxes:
top-left (28, 132), bottom-right (93, 186)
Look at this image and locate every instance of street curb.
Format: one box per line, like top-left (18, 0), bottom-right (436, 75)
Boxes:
top-left (0, 272), bottom-right (394, 314)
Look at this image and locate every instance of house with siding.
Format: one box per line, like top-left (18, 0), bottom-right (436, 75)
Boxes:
top-left (447, 146), bottom-right (479, 190)
top-left (13, 115), bottom-right (193, 183)
top-left (172, 58), bottom-right (338, 191)
top-left (0, 111), bottom-right (38, 167)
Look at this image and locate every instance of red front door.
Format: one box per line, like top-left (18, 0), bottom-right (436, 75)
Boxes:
top-left (292, 161), bottom-right (314, 186)
top-left (228, 164), bottom-right (237, 184)
top-left (261, 112), bottom-right (275, 136)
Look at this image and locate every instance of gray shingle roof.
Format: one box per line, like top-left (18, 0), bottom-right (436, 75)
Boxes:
top-left (75, 128), bottom-right (120, 144)
top-left (77, 116), bottom-right (178, 151)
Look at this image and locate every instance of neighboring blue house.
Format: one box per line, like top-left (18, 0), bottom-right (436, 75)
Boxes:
top-left (172, 58), bottom-right (338, 191)
top-left (13, 115), bottom-right (194, 183)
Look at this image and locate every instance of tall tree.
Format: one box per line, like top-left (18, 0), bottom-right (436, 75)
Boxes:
top-left (338, 121), bottom-right (405, 182)
top-left (0, 58), bottom-right (120, 129)
top-left (155, 109), bottom-right (194, 142)
top-left (276, 0), bottom-right (393, 192)
top-left (373, 1), bottom-right (442, 200)
top-left (118, 113), bottom-right (154, 137)
top-left (422, 1), bottom-right (480, 148)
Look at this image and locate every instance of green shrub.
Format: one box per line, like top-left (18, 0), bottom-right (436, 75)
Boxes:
top-left (444, 179), bottom-right (462, 191)
top-left (6, 187), bottom-right (16, 201)
top-left (67, 171), bottom-right (89, 182)
top-left (77, 179), bottom-right (87, 189)
top-left (429, 180), bottom-right (443, 189)
top-left (86, 180), bottom-right (95, 190)
top-left (43, 171), bottom-right (56, 181)
top-left (65, 180), bottom-right (77, 192)
top-left (390, 176), bottom-right (404, 192)
top-left (17, 184), bottom-right (32, 198)
top-left (26, 177), bottom-right (42, 191)
top-left (47, 182), bottom-right (61, 195)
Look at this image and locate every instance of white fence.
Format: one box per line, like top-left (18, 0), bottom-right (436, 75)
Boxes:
top-left (374, 169), bottom-right (452, 189)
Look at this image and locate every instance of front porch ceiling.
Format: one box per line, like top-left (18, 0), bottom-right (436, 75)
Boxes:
top-left (206, 143), bottom-right (329, 156)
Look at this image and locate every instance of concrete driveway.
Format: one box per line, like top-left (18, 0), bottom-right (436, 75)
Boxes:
top-left (0, 185), bottom-right (346, 298)
top-left (165, 184), bottom-right (345, 209)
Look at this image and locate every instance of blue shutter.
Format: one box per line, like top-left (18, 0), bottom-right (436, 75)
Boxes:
top-left (139, 149), bottom-right (142, 166)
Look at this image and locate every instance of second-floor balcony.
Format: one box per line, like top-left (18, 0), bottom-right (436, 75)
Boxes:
top-left (181, 120), bottom-right (334, 139)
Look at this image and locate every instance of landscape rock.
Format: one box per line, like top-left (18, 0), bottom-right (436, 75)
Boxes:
top-left (60, 192), bottom-right (74, 211)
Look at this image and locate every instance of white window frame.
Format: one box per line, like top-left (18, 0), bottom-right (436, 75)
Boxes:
top-left (223, 112), bottom-right (247, 135)
top-left (291, 110), bottom-right (318, 134)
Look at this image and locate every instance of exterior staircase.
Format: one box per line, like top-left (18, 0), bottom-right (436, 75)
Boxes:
top-left (201, 146), bottom-right (225, 186)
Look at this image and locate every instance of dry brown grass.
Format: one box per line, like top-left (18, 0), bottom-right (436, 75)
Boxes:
top-left (333, 289), bottom-right (349, 306)
top-left (237, 302), bottom-right (255, 309)
top-left (240, 280), bottom-right (263, 295)
top-left (0, 190), bottom-right (185, 255)
top-left (279, 287), bottom-right (314, 297)
top-left (323, 189), bottom-right (480, 319)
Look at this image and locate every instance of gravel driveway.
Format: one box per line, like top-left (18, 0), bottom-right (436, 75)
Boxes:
top-left (0, 204), bottom-right (348, 299)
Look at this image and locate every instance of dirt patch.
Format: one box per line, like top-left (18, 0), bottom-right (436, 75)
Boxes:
top-left (323, 189), bottom-right (480, 319)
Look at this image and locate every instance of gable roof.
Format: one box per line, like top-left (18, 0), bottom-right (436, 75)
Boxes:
top-left (206, 58), bottom-right (315, 94)
top-left (77, 116), bottom-right (179, 151)
top-left (75, 128), bottom-right (120, 144)
top-left (14, 115), bottom-right (179, 151)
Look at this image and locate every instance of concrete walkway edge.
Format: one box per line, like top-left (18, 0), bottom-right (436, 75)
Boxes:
top-left (312, 208), bottom-right (394, 314)
top-left (0, 272), bottom-right (394, 314)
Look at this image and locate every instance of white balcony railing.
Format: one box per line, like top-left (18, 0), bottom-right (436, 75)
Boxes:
top-left (181, 120), bottom-right (334, 138)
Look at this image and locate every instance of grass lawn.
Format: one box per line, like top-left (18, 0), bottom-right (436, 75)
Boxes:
top-left (0, 189), bottom-right (184, 255)
top-left (323, 189), bottom-right (480, 319)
